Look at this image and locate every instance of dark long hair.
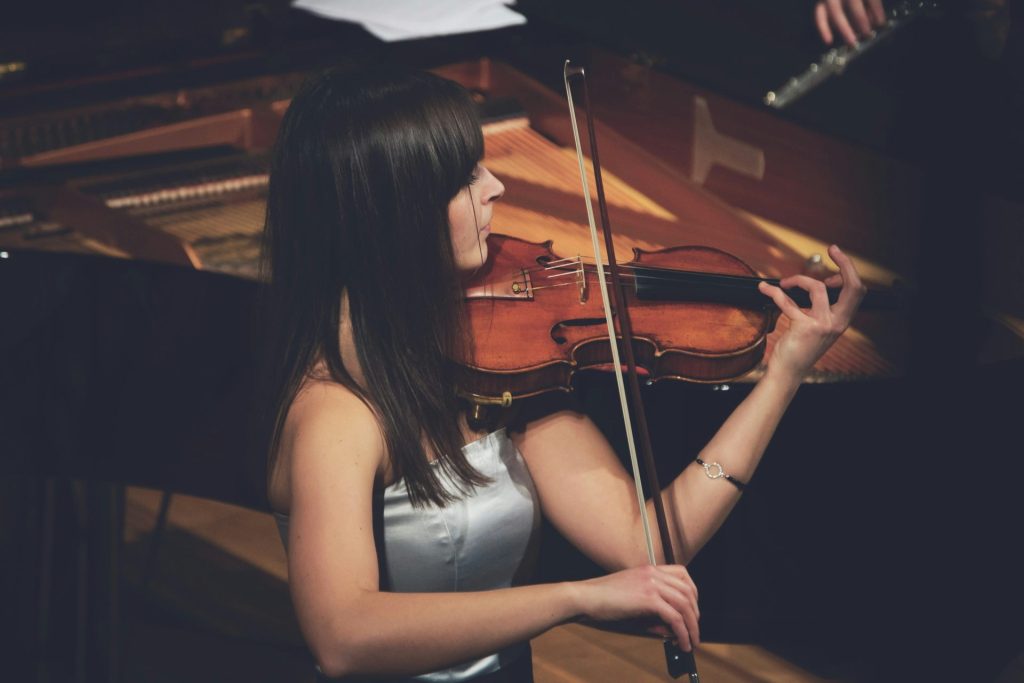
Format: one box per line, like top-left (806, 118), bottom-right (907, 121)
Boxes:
top-left (259, 67), bottom-right (488, 507)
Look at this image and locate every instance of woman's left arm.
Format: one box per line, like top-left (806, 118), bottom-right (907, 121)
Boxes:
top-left (513, 244), bottom-right (866, 568)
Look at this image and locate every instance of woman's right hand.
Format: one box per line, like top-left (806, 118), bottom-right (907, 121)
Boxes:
top-left (573, 564), bottom-right (700, 651)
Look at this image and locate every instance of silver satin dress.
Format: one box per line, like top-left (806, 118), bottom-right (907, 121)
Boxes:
top-left (274, 429), bottom-right (542, 681)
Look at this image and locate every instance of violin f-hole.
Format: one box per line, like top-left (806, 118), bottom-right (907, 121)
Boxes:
top-left (550, 317), bottom-right (611, 344)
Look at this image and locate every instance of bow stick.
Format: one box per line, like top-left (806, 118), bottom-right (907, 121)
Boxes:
top-left (563, 60), bottom-right (700, 682)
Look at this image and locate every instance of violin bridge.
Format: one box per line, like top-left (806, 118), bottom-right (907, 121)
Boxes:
top-left (577, 254), bottom-right (587, 304)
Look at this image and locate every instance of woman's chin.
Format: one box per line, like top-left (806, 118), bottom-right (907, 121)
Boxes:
top-left (456, 247), bottom-right (488, 273)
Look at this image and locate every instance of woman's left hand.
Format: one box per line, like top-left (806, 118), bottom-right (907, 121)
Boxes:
top-left (757, 245), bottom-right (866, 382)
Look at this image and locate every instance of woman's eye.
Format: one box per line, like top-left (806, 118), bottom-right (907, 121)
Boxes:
top-left (468, 171), bottom-right (480, 186)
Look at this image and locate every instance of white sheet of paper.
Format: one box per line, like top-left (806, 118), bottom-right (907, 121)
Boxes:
top-left (292, 0), bottom-right (525, 41)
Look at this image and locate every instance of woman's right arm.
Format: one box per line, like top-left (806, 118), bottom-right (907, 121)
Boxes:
top-left (283, 383), bottom-right (699, 678)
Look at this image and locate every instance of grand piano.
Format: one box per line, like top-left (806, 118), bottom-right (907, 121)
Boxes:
top-left (3, 2), bottom-right (1023, 682)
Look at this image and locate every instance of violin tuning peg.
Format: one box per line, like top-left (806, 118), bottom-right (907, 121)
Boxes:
top-left (803, 253), bottom-right (831, 279)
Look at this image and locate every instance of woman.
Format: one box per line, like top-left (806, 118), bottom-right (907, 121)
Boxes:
top-left (260, 66), bottom-right (865, 682)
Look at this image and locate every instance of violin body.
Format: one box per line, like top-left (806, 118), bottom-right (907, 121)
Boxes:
top-left (460, 233), bottom-right (775, 405)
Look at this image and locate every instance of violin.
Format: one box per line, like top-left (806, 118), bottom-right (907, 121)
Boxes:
top-left (459, 232), bottom-right (898, 408)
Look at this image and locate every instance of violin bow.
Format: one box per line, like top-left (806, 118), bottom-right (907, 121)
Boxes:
top-left (563, 60), bottom-right (700, 682)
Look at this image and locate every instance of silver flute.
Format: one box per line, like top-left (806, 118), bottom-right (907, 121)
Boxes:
top-left (764, 0), bottom-right (940, 109)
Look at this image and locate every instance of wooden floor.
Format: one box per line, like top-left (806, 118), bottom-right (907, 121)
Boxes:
top-left (121, 487), bottom-right (838, 683)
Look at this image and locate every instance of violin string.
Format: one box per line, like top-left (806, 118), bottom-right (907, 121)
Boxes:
top-left (527, 269), bottom-right (757, 296)
top-left (527, 281), bottom-right (579, 292)
top-left (490, 257), bottom-right (792, 296)
top-left (508, 263), bottom-right (835, 305)
top-left (540, 270), bottom-right (581, 280)
top-left (530, 257), bottom-right (778, 290)
top-left (540, 254), bottom-right (802, 290)
top-left (530, 260), bottom-right (714, 287)
top-left (537, 254), bottom-right (760, 279)
top-left (540, 256), bottom-right (581, 268)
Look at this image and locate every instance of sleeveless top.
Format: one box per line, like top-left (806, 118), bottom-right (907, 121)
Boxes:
top-left (273, 429), bottom-right (541, 681)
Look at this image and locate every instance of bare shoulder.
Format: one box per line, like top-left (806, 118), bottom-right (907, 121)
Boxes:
top-left (269, 379), bottom-right (386, 514)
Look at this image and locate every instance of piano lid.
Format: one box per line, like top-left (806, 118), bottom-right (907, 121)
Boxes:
top-left (4, 0), bottom-right (1018, 372)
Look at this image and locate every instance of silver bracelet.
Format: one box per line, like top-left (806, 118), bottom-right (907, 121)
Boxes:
top-left (695, 458), bottom-right (747, 491)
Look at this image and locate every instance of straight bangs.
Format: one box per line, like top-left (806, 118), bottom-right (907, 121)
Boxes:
top-left (423, 85), bottom-right (485, 201)
top-left (356, 73), bottom-right (484, 219)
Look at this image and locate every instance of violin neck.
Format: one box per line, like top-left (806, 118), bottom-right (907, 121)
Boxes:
top-left (633, 267), bottom-right (769, 308)
top-left (631, 266), bottom-right (905, 310)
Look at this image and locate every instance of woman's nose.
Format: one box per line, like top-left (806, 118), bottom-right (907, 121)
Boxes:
top-left (481, 166), bottom-right (504, 203)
